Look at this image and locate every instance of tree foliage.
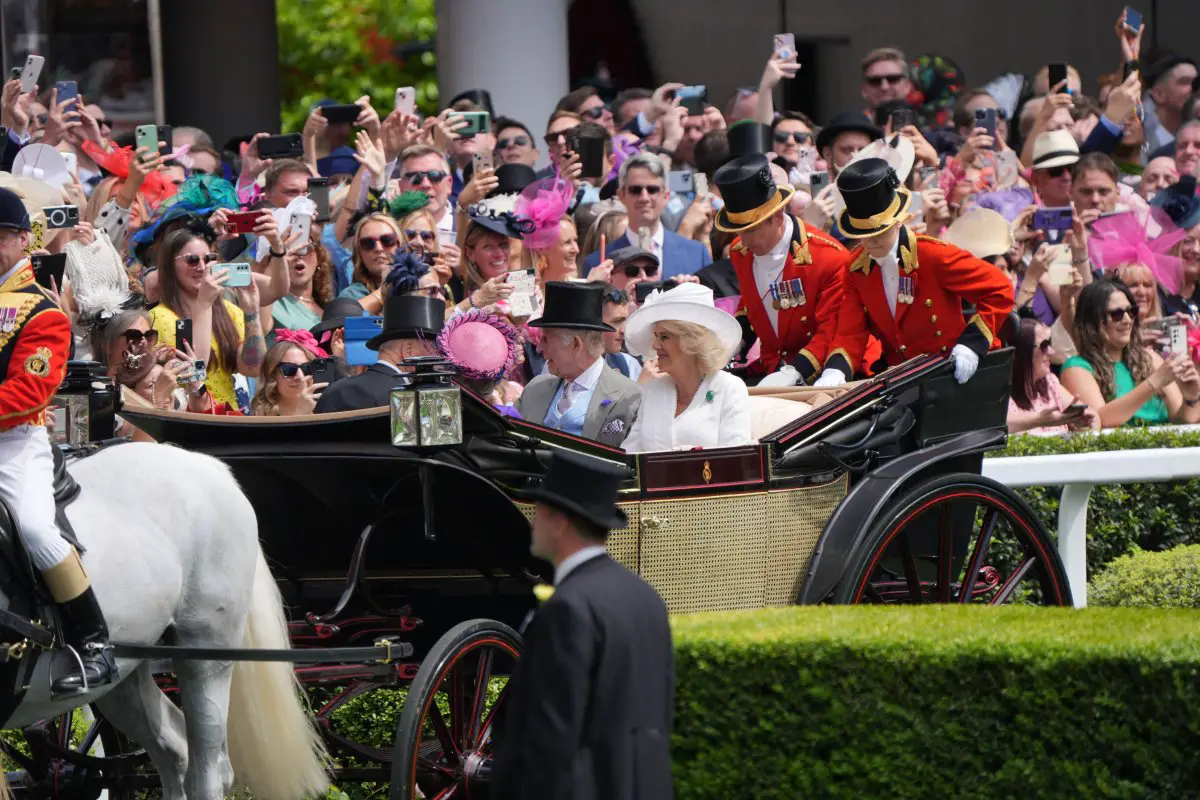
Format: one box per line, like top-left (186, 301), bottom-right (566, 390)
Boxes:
top-left (276, 0), bottom-right (439, 133)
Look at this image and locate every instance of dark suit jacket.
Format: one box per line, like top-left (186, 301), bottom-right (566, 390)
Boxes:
top-left (696, 257), bottom-right (740, 298)
top-left (313, 363), bottom-right (401, 413)
top-left (581, 229), bottom-right (712, 280)
top-left (493, 554), bottom-right (674, 800)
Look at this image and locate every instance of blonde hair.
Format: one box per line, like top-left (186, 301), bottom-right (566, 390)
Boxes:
top-left (351, 213), bottom-right (406, 291)
top-left (398, 209), bottom-right (441, 253)
top-left (251, 340), bottom-right (321, 416)
top-left (655, 320), bottom-right (728, 375)
top-left (1114, 263), bottom-right (1163, 320)
top-left (462, 221), bottom-right (526, 293)
top-left (86, 176), bottom-right (150, 228)
top-left (581, 207), bottom-right (628, 257)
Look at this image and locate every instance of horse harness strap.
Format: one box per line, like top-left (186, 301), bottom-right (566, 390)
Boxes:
top-left (0, 608), bottom-right (54, 650)
top-left (112, 638), bottom-right (415, 664)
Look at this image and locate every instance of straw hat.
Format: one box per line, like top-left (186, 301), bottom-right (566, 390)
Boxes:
top-left (942, 208), bottom-right (1014, 260)
top-left (1030, 130), bottom-right (1080, 171)
top-left (625, 282), bottom-right (742, 362)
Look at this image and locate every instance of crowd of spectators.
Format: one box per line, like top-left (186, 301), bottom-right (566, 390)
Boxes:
top-left (16, 8), bottom-right (1200, 449)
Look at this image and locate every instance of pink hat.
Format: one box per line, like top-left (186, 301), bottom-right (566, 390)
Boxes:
top-left (436, 309), bottom-right (521, 382)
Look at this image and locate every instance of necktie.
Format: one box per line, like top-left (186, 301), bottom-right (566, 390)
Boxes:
top-left (556, 381), bottom-right (577, 414)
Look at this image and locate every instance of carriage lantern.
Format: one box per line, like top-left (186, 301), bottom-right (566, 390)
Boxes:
top-left (49, 361), bottom-right (118, 446)
top-left (389, 357), bottom-right (463, 448)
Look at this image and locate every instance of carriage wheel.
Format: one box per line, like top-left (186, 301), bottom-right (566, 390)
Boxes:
top-left (18, 705), bottom-right (154, 799)
top-left (833, 473), bottom-right (1071, 606)
top-left (389, 619), bottom-right (521, 800)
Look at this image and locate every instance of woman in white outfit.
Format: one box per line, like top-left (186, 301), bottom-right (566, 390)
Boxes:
top-left (621, 283), bottom-right (752, 452)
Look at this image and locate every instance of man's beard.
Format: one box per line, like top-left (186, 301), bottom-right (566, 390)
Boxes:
top-left (116, 348), bottom-right (155, 385)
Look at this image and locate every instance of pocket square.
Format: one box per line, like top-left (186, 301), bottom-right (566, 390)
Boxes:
top-left (600, 419), bottom-right (625, 435)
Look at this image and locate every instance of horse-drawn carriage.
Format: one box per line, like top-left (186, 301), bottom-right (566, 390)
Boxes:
top-left (4, 344), bottom-right (1068, 799)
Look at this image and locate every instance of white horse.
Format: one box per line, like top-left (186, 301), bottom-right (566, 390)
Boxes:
top-left (1, 442), bottom-right (329, 799)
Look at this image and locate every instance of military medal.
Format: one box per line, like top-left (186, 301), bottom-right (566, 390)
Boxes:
top-left (899, 276), bottom-right (915, 305)
top-left (781, 280), bottom-right (794, 309)
top-left (791, 278), bottom-right (807, 307)
top-left (769, 283), bottom-right (782, 311)
top-left (0, 307), bottom-right (15, 332)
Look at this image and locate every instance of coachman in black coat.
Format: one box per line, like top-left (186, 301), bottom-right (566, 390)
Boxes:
top-left (492, 451), bottom-right (675, 800)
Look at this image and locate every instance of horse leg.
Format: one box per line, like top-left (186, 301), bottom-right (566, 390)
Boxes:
top-left (93, 662), bottom-right (188, 800)
top-left (173, 657), bottom-right (235, 800)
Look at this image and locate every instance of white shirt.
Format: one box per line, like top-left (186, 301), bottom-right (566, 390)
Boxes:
top-left (622, 370), bottom-right (753, 453)
top-left (554, 545), bottom-right (607, 585)
top-left (752, 215), bottom-right (794, 332)
top-left (374, 360), bottom-right (403, 374)
top-left (878, 235), bottom-right (902, 317)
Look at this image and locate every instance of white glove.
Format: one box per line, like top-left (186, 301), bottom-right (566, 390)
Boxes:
top-left (757, 365), bottom-right (800, 388)
top-left (813, 368), bottom-right (847, 388)
top-left (951, 344), bottom-right (979, 384)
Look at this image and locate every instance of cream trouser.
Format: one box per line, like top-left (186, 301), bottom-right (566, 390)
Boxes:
top-left (0, 424), bottom-right (72, 570)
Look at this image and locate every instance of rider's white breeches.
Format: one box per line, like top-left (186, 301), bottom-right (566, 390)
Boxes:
top-left (0, 425), bottom-right (72, 570)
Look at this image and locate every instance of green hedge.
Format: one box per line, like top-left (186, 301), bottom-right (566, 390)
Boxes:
top-left (990, 428), bottom-right (1200, 574)
top-left (1090, 545), bottom-right (1200, 608)
top-left (672, 606), bottom-right (1200, 799)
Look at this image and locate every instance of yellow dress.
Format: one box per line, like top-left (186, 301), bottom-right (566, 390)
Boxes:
top-left (148, 300), bottom-right (246, 409)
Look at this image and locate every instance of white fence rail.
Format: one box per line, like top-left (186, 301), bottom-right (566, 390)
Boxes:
top-left (981, 446), bottom-right (1200, 607)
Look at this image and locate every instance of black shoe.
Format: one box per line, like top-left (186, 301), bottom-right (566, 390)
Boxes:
top-left (52, 587), bottom-right (118, 694)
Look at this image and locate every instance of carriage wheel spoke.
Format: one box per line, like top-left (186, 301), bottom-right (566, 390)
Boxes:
top-left (990, 557), bottom-right (1035, 605)
top-left (898, 531), bottom-right (923, 602)
top-left (466, 650), bottom-right (495, 748)
top-left (864, 582), bottom-right (887, 604)
top-left (428, 702), bottom-right (461, 765)
top-left (959, 508), bottom-right (998, 602)
top-left (416, 756), bottom-right (457, 779)
top-left (936, 503), bottom-right (954, 602)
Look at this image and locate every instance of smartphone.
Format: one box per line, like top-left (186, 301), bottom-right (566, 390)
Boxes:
top-left (974, 107), bottom-right (998, 143)
top-left (458, 111), bottom-right (491, 137)
top-left (175, 318), bottom-right (194, 351)
top-left (1122, 6), bottom-right (1143, 34)
top-left (344, 315), bottom-right (383, 366)
top-left (304, 357), bottom-right (338, 387)
top-left (157, 124), bottom-right (173, 156)
top-left (676, 85), bottom-right (707, 116)
top-left (43, 205), bottom-right (79, 229)
top-left (1123, 60), bottom-right (1137, 81)
top-left (290, 211), bottom-right (313, 245)
top-left (320, 103), bottom-right (362, 124)
top-left (1032, 206), bottom-right (1073, 232)
top-left (889, 107), bottom-right (915, 131)
top-left (576, 134), bottom-right (605, 179)
top-left (634, 282), bottom-right (664, 305)
top-left (31, 253), bottom-right (66, 290)
top-left (19, 55), bottom-right (43, 93)
top-left (395, 86), bottom-right (415, 116)
top-left (225, 210), bottom-right (262, 235)
top-left (694, 173), bottom-right (709, 198)
top-left (772, 33), bottom-right (796, 61)
top-left (61, 151), bottom-right (77, 176)
top-left (134, 124), bottom-right (160, 158)
top-left (809, 170), bottom-right (831, 195)
top-left (668, 170), bottom-right (694, 194)
top-left (918, 166), bottom-right (939, 187)
top-left (54, 81), bottom-right (78, 113)
top-left (1048, 62), bottom-right (1069, 94)
top-left (1169, 320), bottom-right (1189, 356)
top-left (1046, 246), bottom-right (1074, 286)
top-left (212, 261), bottom-right (252, 288)
top-left (1064, 402), bottom-right (1087, 416)
top-left (472, 150), bottom-right (493, 174)
top-left (257, 133), bottom-right (304, 159)
top-left (176, 360), bottom-right (207, 386)
top-left (308, 177), bottom-right (331, 223)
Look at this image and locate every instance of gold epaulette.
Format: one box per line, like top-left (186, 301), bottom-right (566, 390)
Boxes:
top-left (809, 230), bottom-right (847, 250)
top-left (917, 234), bottom-right (952, 247)
top-left (731, 240), bottom-right (750, 255)
top-left (849, 248), bottom-right (872, 274)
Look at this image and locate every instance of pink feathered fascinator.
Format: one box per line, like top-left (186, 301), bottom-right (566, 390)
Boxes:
top-left (274, 328), bottom-right (329, 359)
top-left (436, 309), bottom-right (521, 382)
top-left (513, 176), bottom-right (575, 251)
top-left (1087, 210), bottom-right (1187, 295)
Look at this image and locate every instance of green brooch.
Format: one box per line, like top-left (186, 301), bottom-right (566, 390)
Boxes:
top-left (705, 390), bottom-right (715, 403)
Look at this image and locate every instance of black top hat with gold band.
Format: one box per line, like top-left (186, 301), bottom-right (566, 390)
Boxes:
top-left (835, 157), bottom-right (912, 239)
top-left (712, 153), bottom-right (795, 233)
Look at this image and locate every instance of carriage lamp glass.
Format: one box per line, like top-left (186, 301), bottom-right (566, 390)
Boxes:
top-left (389, 362), bottom-right (463, 448)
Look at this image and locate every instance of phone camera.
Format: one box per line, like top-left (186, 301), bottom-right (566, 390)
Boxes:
top-left (45, 206), bottom-right (78, 229)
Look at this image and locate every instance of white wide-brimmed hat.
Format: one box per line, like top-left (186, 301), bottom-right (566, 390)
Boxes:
top-left (625, 282), bottom-right (743, 363)
top-left (848, 132), bottom-right (915, 185)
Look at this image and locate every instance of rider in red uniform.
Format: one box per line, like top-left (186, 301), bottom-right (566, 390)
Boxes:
top-left (0, 188), bottom-right (115, 693)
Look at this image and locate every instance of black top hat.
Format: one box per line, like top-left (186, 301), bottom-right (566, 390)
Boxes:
top-left (0, 188), bottom-right (31, 232)
top-left (492, 164), bottom-right (537, 197)
top-left (449, 88), bottom-right (495, 117)
top-left (835, 157), bottom-right (912, 239)
top-left (366, 295), bottom-right (445, 350)
top-left (815, 112), bottom-right (883, 154)
top-left (528, 281), bottom-right (614, 332)
top-left (712, 153), bottom-right (794, 233)
top-left (310, 297), bottom-right (367, 337)
top-left (527, 450), bottom-right (629, 531)
top-left (727, 120), bottom-right (772, 158)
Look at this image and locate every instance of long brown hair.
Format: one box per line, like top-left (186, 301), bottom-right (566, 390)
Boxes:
top-left (310, 241), bottom-right (335, 306)
top-left (1074, 280), bottom-right (1152, 399)
top-left (156, 229), bottom-right (240, 373)
top-left (351, 213), bottom-right (406, 291)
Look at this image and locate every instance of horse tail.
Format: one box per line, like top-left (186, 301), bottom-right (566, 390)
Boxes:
top-left (226, 544), bottom-right (330, 799)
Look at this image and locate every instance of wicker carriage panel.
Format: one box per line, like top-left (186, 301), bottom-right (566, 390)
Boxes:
top-left (514, 501), bottom-right (640, 572)
top-left (764, 475), bottom-right (850, 606)
top-left (638, 494), bottom-right (769, 614)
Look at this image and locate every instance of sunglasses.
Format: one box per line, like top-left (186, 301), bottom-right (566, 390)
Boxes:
top-left (401, 170), bottom-right (448, 185)
top-left (359, 234), bottom-right (400, 251)
top-left (1038, 339), bottom-right (1052, 354)
top-left (543, 131), bottom-right (574, 145)
top-left (626, 185), bottom-right (663, 196)
top-left (773, 130), bottom-right (813, 145)
top-left (96, 118), bottom-right (112, 130)
top-left (622, 262), bottom-right (659, 278)
top-left (177, 253), bottom-right (219, 266)
top-left (604, 289), bottom-right (627, 304)
top-left (122, 329), bottom-right (158, 347)
top-left (497, 135), bottom-right (531, 149)
top-left (1042, 165), bottom-right (1071, 178)
top-left (865, 74), bottom-right (907, 87)
top-left (1107, 306), bottom-right (1137, 323)
top-left (582, 107), bottom-right (607, 120)
top-left (404, 229), bottom-right (436, 243)
top-left (276, 362), bottom-right (311, 378)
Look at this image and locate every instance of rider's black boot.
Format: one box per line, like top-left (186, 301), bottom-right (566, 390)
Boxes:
top-left (52, 587), bottom-right (117, 694)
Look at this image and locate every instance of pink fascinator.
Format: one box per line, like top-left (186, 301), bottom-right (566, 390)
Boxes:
top-left (436, 309), bottom-right (521, 382)
top-left (1087, 210), bottom-right (1187, 295)
top-left (275, 328), bottom-right (329, 358)
top-left (514, 176), bottom-right (575, 251)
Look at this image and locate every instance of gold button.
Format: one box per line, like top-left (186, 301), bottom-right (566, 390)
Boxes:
top-left (801, 316), bottom-right (808, 322)
top-left (941, 346), bottom-right (948, 353)
top-left (935, 330), bottom-right (942, 337)
top-left (863, 305), bottom-right (868, 312)
top-left (930, 315), bottom-right (938, 322)
top-left (899, 345), bottom-right (907, 353)
top-left (925, 299), bottom-right (933, 307)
